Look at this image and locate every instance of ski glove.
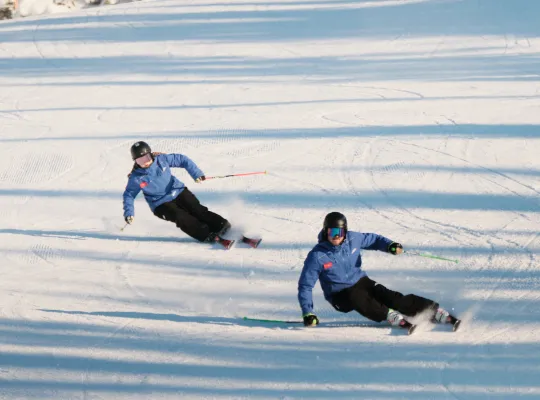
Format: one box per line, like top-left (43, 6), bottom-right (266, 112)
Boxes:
top-left (195, 175), bottom-right (206, 183)
top-left (388, 242), bottom-right (403, 255)
top-left (303, 313), bottom-right (319, 327)
top-left (125, 216), bottom-right (134, 224)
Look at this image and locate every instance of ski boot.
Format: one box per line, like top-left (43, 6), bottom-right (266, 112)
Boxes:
top-left (432, 307), bottom-right (461, 332)
top-left (388, 309), bottom-right (416, 335)
top-left (217, 221), bottom-right (231, 237)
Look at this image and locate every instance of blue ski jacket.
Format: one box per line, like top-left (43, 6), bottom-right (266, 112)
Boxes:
top-left (122, 153), bottom-right (204, 217)
top-left (297, 230), bottom-right (394, 315)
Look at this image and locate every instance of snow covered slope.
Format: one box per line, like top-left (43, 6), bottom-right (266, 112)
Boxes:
top-left (0, 0), bottom-right (539, 398)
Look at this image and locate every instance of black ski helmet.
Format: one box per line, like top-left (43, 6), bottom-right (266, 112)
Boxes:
top-left (323, 211), bottom-right (348, 234)
top-left (130, 141), bottom-right (151, 160)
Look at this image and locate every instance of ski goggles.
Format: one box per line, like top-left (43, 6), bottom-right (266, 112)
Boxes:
top-left (135, 153), bottom-right (152, 167)
top-left (327, 228), bottom-right (345, 238)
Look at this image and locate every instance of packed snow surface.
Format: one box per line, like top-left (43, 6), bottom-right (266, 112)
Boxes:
top-left (0, 0), bottom-right (539, 398)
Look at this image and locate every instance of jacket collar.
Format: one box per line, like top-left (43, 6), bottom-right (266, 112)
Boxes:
top-left (131, 160), bottom-right (156, 176)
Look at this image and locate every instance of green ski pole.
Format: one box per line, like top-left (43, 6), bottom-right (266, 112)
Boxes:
top-left (405, 250), bottom-right (459, 264)
top-left (243, 316), bottom-right (302, 324)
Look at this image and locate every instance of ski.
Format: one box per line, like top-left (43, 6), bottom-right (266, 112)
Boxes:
top-left (243, 317), bottom-right (383, 327)
top-left (452, 319), bottom-right (462, 332)
top-left (212, 235), bottom-right (261, 250)
top-left (243, 316), bottom-right (416, 334)
top-left (241, 315), bottom-right (453, 334)
top-left (214, 236), bottom-right (235, 250)
top-left (242, 235), bottom-right (262, 248)
top-left (398, 319), bottom-right (417, 335)
top-left (320, 322), bottom-right (416, 334)
top-left (440, 314), bottom-right (461, 332)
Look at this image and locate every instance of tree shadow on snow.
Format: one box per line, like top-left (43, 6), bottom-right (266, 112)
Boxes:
top-left (2, 0), bottom-right (538, 44)
top-left (0, 228), bottom-right (194, 243)
top-left (38, 309), bottom-right (392, 330)
top-left (0, 315), bottom-right (539, 398)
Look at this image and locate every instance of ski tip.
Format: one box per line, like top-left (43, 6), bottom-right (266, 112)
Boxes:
top-left (408, 324), bottom-right (417, 335)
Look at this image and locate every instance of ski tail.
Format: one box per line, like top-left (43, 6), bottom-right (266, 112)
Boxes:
top-left (215, 236), bottom-right (235, 249)
top-left (452, 319), bottom-right (462, 332)
top-left (211, 235), bottom-right (260, 250)
top-left (242, 236), bottom-right (262, 248)
top-left (444, 313), bottom-right (462, 332)
top-left (398, 319), bottom-right (416, 335)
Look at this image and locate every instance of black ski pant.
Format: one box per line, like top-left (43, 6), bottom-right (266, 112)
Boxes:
top-left (153, 187), bottom-right (228, 242)
top-left (331, 276), bottom-right (438, 322)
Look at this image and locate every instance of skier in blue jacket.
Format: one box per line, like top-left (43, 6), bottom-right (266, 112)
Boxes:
top-left (298, 212), bottom-right (460, 331)
top-left (123, 141), bottom-right (230, 243)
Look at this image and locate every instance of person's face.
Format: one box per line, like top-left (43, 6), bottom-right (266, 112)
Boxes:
top-left (327, 228), bottom-right (345, 246)
top-left (135, 153), bottom-right (153, 168)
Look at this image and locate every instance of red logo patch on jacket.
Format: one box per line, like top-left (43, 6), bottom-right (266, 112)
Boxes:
top-left (140, 181), bottom-right (148, 188)
top-left (323, 262), bottom-right (333, 270)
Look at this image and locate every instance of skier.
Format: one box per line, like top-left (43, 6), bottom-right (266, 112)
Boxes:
top-left (297, 212), bottom-right (460, 333)
top-left (122, 141), bottom-right (231, 243)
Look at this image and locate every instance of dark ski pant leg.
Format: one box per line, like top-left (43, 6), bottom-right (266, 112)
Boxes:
top-left (174, 188), bottom-right (228, 233)
top-left (371, 280), bottom-right (438, 318)
top-left (331, 276), bottom-right (439, 322)
top-left (154, 200), bottom-right (212, 242)
top-left (331, 277), bottom-right (389, 322)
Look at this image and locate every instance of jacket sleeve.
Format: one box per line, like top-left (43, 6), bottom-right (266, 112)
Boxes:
top-left (357, 232), bottom-right (393, 252)
top-left (163, 154), bottom-right (204, 181)
top-left (122, 177), bottom-right (141, 217)
top-left (297, 251), bottom-right (322, 315)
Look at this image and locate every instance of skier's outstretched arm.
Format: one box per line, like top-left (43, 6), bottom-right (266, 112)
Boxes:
top-left (356, 232), bottom-right (403, 255)
top-left (163, 154), bottom-right (204, 181)
top-left (123, 178), bottom-right (141, 222)
top-left (298, 252), bottom-right (322, 326)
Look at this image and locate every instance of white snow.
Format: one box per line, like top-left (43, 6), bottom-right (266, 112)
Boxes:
top-left (0, 0), bottom-right (539, 398)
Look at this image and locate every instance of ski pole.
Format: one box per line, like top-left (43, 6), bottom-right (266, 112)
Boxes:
top-left (243, 316), bottom-right (302, 324)
top-left (120, 223), bottom-right (129, 232)
top-left (205, 171), bottom-right (267, 180)
top-left (405, 250), bottom-right (459, 264)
